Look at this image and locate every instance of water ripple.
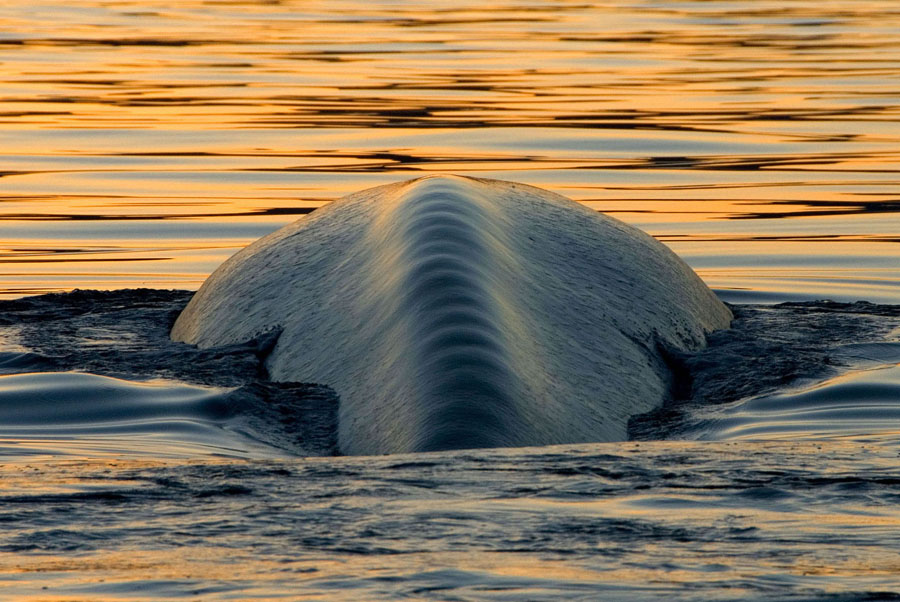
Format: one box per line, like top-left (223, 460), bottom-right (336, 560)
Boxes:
top-left (0, 0), bottom-right (898, 299)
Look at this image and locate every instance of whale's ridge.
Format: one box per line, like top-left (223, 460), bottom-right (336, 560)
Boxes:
top-left (172, 175), bottom-right (732, 454)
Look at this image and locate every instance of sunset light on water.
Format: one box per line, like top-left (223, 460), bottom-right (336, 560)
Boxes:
top-left (2, 1), bottom-right (898, 301)
top-left (1, 1), bottom-right (900, 600)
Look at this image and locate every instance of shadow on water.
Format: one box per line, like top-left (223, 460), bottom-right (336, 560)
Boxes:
top-left (728, 199), bottom-right (900, 220)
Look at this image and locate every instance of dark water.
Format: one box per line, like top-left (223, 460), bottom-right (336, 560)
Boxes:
top-left (0, 291), bottom-right (899, 599)
top-left (2, 0), bottom-right (900, 599)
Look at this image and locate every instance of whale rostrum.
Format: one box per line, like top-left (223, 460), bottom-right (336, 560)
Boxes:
top-left (171, 176), bottom-right (732, 455)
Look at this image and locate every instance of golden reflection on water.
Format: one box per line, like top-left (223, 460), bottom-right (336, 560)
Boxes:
top-left (0, 0), bottom-right (899, 300)
top-left (3, 441), bottom-right (900, 599)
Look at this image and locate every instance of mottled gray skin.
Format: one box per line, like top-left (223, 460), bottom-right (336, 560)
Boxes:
top-left (172, 176), bottom-right (732, 455)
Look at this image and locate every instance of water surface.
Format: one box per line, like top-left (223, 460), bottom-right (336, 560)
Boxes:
top-left (2, 2), bottom-right (900, 600)
top-left (3, 441), bottom-right (900, 601)
top-left (1, 0), bottom-right (898, 301)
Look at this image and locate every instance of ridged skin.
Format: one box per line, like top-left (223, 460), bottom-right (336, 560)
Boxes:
top-left (172, 176), bottom-right (732, 455)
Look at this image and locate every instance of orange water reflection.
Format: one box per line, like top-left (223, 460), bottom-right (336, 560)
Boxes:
top-left (0, 1), bottom-right (898, 301)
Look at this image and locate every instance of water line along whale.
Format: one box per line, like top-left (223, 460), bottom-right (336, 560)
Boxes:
top-left (171, 176), bottom-right (732, 455)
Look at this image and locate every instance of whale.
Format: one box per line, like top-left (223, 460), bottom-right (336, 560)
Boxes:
top-left (171, 175), bottom-right (732, 455)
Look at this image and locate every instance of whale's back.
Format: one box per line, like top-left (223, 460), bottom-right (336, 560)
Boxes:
top-left (172, 176), bottom-right (731, 454)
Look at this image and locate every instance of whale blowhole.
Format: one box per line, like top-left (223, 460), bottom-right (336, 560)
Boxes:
top-left (171, 175), bottom-right (732, 455)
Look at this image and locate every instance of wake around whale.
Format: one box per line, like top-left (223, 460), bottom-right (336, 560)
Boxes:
top-left (171, 175), bottom-right (732, 455)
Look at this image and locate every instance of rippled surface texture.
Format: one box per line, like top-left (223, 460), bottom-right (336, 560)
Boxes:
top-left (4, 443), bottom-right (900, 601)
top-left (1, 0), bottom-right (898, 301)
top-left (2, 1), bottom-right (900, 600)
top-left (0, 291), bottom-right (898, 600)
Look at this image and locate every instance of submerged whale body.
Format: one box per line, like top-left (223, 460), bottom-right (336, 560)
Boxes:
top-left (172, 176), bottom-right (732, 455)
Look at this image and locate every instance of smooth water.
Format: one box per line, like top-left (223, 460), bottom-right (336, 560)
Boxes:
top-left (1, 0), bottom-right (899, 301)
top-left (2, 1), bottom-right (900, 600)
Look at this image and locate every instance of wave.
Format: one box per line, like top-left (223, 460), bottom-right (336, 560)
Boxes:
top-left (0, 370), bottom-right (341, 459)
top-left (696, 364), bottom-right (900, 441)
top-left (631, 301), bottom-right (900, 442)
top-left (0, 371), bottom-right (246, 458)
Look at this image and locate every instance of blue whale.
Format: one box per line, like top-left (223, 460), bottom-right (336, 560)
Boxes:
top-left (172, 176), bottom-right (731, 455)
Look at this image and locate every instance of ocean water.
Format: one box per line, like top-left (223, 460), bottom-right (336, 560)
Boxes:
top-left (1, 1), bottom-right (900, 600)
top-left (1, 0), bottom-right (898, 303)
